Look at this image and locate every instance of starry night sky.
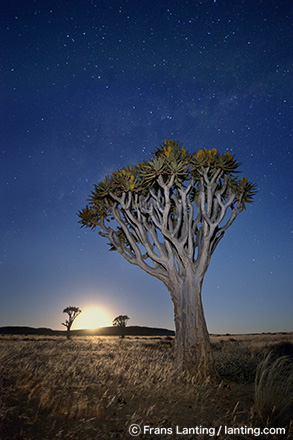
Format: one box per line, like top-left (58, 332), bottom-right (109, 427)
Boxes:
top-left (1, 0), bottom-right (292, 333)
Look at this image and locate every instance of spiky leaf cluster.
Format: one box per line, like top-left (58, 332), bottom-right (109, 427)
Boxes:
top-left (139, 139), bottom-right (190, 186)
top-left (79, 140), bottom-right (256, 231)
top-left (191, 148), bottom-right (240, 172)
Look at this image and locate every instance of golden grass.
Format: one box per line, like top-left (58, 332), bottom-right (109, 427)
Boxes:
top-left (255, 354), bottom-right (293, 427)
top-left (0, 333), bottom-right (292, 439)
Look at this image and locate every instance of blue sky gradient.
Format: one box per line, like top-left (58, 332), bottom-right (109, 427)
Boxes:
top-left (1, 0), bottom-right (292, 333)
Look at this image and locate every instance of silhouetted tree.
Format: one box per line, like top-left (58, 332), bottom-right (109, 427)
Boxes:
top-left (79, 140), bottom-right (256, 380)
top-left (62, 306), bottom-right (81, 340)
top-left (113, 315), bottom-right (129, 338)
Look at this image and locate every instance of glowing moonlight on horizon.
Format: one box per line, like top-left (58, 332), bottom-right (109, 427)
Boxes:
top-left (75, 308), bottom-right (112, 330)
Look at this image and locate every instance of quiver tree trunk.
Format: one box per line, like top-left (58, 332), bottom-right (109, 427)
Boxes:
top-left (171, 274), bottom-right (215, 380)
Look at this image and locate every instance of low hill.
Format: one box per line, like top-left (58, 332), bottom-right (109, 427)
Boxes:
top-left (0, 326), bottom-right (175, 337)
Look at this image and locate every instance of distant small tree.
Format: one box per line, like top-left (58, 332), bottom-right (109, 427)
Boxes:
top-left (113, 315), bottom-right (129, 338)
top-left (62, 306), bottom-right (81, 340)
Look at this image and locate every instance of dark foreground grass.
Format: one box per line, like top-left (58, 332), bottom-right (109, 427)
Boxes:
top-left (0, 333), bottom-right (292, 440)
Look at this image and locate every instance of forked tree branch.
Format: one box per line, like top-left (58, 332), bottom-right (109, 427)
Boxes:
top-left (79, 142), bottom-right (257, 287)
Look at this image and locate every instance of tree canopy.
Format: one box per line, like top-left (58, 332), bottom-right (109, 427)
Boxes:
top-left (113, 315), bottom-right (130, 328)
top-left (79, 140), bottom-right (257, 287)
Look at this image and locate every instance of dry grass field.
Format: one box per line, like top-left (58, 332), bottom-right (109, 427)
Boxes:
top-left (0, 333), bottom-right (292, 440)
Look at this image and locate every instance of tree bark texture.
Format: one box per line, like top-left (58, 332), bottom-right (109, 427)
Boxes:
top-left (171, 274), bottom-right (214, 380)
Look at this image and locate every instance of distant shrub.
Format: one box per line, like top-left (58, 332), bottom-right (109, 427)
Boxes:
top-left (254, 354), bottom-right (293, 428)
top-left (211, 341), bottom-right (224, 351)
top-left (268, 342), bottom-right (293, 360)
top-left (214, 346), bottom-right (258, 383)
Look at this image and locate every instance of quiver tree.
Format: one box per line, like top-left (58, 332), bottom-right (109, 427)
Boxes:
top-left (79, 140), bottom-right (256, 380)
top-left (113, 315), bottom-right (130, 338)
top-left (62, 306), bottom-right (82, 340)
